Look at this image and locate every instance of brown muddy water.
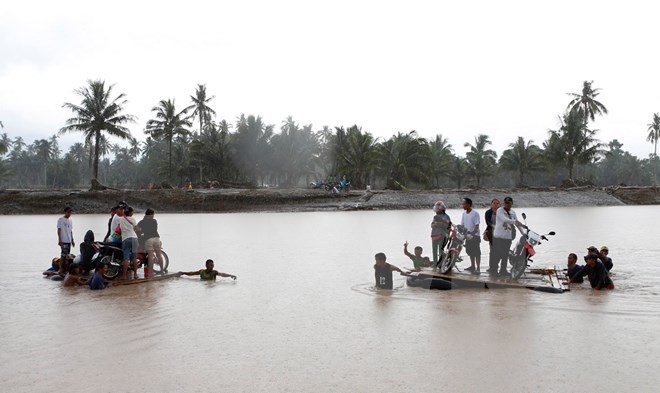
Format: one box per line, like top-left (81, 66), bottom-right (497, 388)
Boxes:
top-left (1, 207), bottom-right (659, 392)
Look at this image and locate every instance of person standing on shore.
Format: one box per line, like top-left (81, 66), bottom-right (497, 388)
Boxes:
top-left (57, 206), bottom-right (74, 274)
top-left (491, 197), bottom-right (525, 277)
top-left (461, 198), bottom-right (481, 274)
top-left (484, 198), bottom-right (499, 273)
top-left (431, 201), bottom-right (452, 267)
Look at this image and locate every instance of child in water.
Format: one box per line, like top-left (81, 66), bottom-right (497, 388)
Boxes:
top-left (373, 252), bottom-right (405, 290)
top-left (62, 263), bottom-right (88, 287)
top-left (431, 200), bottom-right (452, 266)
top-left (180, 259), bottom-right (237, 281)
top-left (403, 242), bottom-right (431, 271)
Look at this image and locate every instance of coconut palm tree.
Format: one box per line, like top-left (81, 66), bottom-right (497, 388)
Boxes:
top-left (447, 156), bottom-right (468, 189)
top-left (567, 81), bottom-right (608, 126)
top-left (145, 99), bottom-right (192, 183)
top-left (499, 137), bottom-right (545, 187)
top-left (377, 131), bottom-right (430, 189)
top-left (338, 126), bottom-right (377, 189)
top-left (544, 111), bottom-right (601, 180)
top-left (60, 80), bottom-right (135, 181)
top-left (234, 114), bottom-right (274, 185)
top-left (0, 133), bottom-right (12, 156)
top-left (464, 134), bottom-right (497, 188)
top-left (429, 134), bottom-right (453, 188)
top-left (646, 113), bottom-right (660, 157)
top-left (270, 117), bottom-right (319, 186)
top-left (186, 84), bottom-right (217, 134)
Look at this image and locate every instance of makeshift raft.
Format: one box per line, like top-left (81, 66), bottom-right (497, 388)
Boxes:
top-left (115, 272), bottom-right (182, 286)
top-left (406, 267), bottom-right (569, 293)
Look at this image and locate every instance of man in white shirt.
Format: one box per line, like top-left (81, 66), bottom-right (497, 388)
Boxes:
top-left (490, 196), bottom-right (525, 277)
top-left (57, 206), bottom-right (74, 273)
top-left (461, 198), bottom-right (481, 274)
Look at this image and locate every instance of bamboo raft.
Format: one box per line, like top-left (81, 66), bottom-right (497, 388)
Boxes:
top-left (407, 266), bottom-right (569, 293)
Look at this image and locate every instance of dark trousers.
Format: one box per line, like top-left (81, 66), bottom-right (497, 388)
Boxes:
top-left (490, 238), bottom-right (512, 272)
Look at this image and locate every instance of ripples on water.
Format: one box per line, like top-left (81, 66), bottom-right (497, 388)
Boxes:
top-left (1, 207), bottom-right (659, 392)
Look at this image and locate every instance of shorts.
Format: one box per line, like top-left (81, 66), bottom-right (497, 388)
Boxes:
top-left (60, 243), bottom-right (71, 257)
top-left (122, 238), bottom-right (139, 260)
top-left (465, 237), bottom-right (481, 257)
top-left (144, 237), bottom-right (162, 252)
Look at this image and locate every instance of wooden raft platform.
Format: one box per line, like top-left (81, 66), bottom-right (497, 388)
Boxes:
top-left (408, 266), bottom-right (569, 292)
top-left (116, 272), bottom-right (182, 286)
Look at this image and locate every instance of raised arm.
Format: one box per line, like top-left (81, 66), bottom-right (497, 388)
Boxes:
top-left (403, 242), bottom-right (414, 258)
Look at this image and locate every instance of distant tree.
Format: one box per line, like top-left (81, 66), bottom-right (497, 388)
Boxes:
top-left (31, 138), bottom-right (57, 186)
top-left (270, 117), bottom-right (319, 186)
top-left (234, 114), bottom-right (274, 185)
top-left (647, 113), bottom-right (660, 157)
top-left (186, 84), bottom-right (216, 134)
top-left (377, 131), bottom-right (430, 189)
top-left (0, 133), bottom-right (12, 156)
top-left (544, 111), bottom-right (601, 180)
top-left (338, 126), bottom-right (377, 188)
top-left (567, 80), bottom-right (608, 126)
top-left (464, 134), bottom-right (497, 188)
top-left (190, 120), bottom-right (235, 182)
top-left (145, 99), bottom-right (192, 183)
top-left (598, 139), bottom-right (643, 185)
top-left (60, 80), bottom-right (135, 181)
top-left (499, 137), bottom-right (545, 186)
top-left (429, 134), bottom-right (453, 188)
top-left (447, 156), bottom-right (468, 189)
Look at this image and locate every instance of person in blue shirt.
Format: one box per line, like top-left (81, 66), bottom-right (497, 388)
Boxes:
top-left (565, 253), bottom-right (583, 282)
top-left (89, 263), bottom-right (110, 290)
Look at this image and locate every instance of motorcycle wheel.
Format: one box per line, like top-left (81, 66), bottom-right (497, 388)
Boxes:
top-left (101, 256), bottom-right (122, 280)
top-left (438, 251), bottom-right (458, 274)
top-left (510, 255), bottom-right (527, 279)
top-left (150, 251), bottom-right (170, 274)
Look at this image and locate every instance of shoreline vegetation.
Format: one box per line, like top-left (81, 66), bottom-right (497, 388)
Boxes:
top-left (1, 186), bottom-right (658, 215)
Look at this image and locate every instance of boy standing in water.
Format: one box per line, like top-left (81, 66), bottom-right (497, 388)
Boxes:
top-left (431, 201), bottom-right (452, 267)
top-left (373, 252), bottom-right (405, 290)
top-left (180, 259), bottom-right (237, 281)
top-left (57, 206), bottom-right (74, 274)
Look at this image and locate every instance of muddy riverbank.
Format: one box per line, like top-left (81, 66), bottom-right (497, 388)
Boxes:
top-left (1, 186), bottom-right (658, 215)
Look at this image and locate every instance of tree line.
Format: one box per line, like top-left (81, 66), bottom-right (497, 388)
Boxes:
top-left (0, 80), bottom-right (659, 190)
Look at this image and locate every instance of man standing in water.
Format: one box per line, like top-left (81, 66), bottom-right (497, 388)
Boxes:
top-left (57, 206), bottom-right (74, 274)
top-left (373, 252), bottom-right (405, 290)
top-left (570, 254), bottom-right (614, 290)
top-left (461, 198), bottom-right (481, 274)
top-left (491, 197), bottom-right (525, 277)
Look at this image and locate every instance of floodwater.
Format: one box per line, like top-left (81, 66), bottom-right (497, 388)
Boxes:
top-left (1, 206), bottom-right (659, 393)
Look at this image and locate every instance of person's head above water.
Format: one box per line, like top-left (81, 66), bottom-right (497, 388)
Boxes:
top-left (68, 263), bottom-right (81, 275)
top-left (567, 253), bottom-right (578, 265)
top-left (584, 253), bottom-right (598, 266)
top-left (205, 259), bottom-right (215, 270)
top-left (374, 252), bottom-right (387, 265)
top-left (414, 246), bottom-right (423, 257)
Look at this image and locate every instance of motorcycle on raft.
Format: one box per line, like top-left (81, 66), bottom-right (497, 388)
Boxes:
top-left (92, 242), bottom-right (170, 280)
top-left (508, 213), bottom-right (555, 279)
top-left (437, 213), bottom-right (555, 279)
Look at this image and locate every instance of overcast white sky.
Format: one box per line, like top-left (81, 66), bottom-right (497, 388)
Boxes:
top-left (1, 0), bottom-right (659, 158)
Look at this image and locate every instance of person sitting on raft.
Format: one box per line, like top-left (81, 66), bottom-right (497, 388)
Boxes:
top-left (565, 253), bottom-right (583, 282)
top-left (403, 242), bottom-right (431, 271)
top-left (570, 254), bottom-right (614, 290)
top-left (373, 252), bottom-right (405, 290)
top-left (180, 259), bottom-right (237, 281)
top-left (63, 263), bottom-right (88, 287)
